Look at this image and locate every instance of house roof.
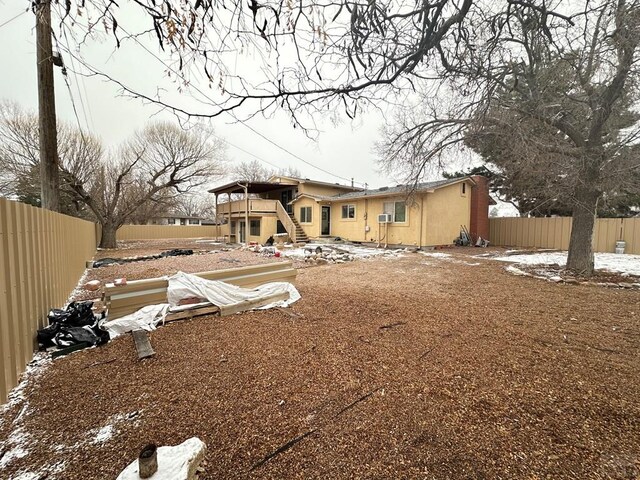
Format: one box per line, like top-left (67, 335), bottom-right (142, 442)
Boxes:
top-left (208, 181), bottom-right (285, 196)
top-left (267, 175), bottom-right (362, 191)
top-left (290, 177), bottom-right (475, 203)
top-left (209, 176), bottom-right (362, 195)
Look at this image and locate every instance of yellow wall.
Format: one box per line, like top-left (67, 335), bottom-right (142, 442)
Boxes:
top-left (329, 196), bottom-right (421, 245)
top-left (325, 181), bottom-right (473, 247)
top-left (228, 215), bottom-right (278, 244)
top-left (422, 181), bottom-right (471, 246)
top-left (294, 197), bottom-right (321, 238)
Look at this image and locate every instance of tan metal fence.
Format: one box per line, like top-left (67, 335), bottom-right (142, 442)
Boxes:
top-left (489, 217), bottom-right (640, 254)
top-left (116, 224), bottom-right (228, 241)
top-left (0, 198), bottom-right (97, 403)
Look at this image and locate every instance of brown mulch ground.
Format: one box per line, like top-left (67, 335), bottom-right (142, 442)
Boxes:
top-left (1, 250), bottom-right (639, 479)
top-left (95, 239), bottom-right (225, 259)
top-left (516, 263), bottom-right (640, 286)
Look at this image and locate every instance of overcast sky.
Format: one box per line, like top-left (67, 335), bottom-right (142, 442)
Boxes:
top-left (0, 2), bottom-right (519, 216)
top-left (0, 2), bottom-right (407, 191)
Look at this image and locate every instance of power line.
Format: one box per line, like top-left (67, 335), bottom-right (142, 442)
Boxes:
top-left (51, 31), bottom-right (89, 134)
top-left (62, 27), bottom-right (94, 131)
top-left (106, 23), bottom-right (366, 187)
top-left (0, 10), bottom-right (27, 30)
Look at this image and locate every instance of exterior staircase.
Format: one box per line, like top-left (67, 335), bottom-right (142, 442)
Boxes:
top-left (288, 214), bottom-right (309, 243)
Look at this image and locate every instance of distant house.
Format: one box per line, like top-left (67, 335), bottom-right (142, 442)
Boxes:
top-left (147, 215), bottom-right (205, 226)
top-left (208, 175), bottom-right (492, 247)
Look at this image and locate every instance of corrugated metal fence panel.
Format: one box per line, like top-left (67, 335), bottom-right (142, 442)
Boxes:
top-left (622, 218), bottom-right (640, 254)
top-left (0, 198), bottom-right (96, 404)
top-left (489, 217), bottom-right (640, 253)
top-left (116, 224), bottom-right (228, 241)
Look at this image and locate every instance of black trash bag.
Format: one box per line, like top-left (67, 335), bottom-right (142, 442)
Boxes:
top-left (94, 326), bottom-right (110, 345)
top-left (160, 249), bottom-right (194, 257)
top-left (47, 308), bottom-right (71, 325)
top-left (38, 301), bottom-right (100, 350)
top-left (53, 326), bottom-right (100, 348)
top-left (64, 301), bottom-right (96, 327)
top-left (37, 323), bottom-right (62, 348)
top-left (93, 258), bottom-right (120, 268)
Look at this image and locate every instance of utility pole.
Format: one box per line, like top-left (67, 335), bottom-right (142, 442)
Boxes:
top-left (35, 0), bottom-right (60, 212)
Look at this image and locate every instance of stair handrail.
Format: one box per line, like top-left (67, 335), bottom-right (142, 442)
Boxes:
top-left (275, 201), bottom-right (297, 242)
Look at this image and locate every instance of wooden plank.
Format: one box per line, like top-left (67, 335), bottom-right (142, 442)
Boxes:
top-left (132, 330), bottom-right (155, 359)
top-left (165, 305), bottom-right (221, 323)
top-left (103, 262), bottom-right (294, 294)
top-left (219, 291), bottom-right (290, 317)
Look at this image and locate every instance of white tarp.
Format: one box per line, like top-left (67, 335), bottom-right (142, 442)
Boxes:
top-left (102, 272), bottom-right (300, 338)
top-left (102, 304), bottom-right (170, 338)
top-left (166, 271), bottom-right (300, 309)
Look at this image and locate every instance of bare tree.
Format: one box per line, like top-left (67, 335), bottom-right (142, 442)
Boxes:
top-left (232, 159), bottom-right (273, 183)
top-left (174, 193), bottom-right (216, 219)
top-left (379, 0), bottom-right (640, 276)
top-left (0, 101), bottom-right (101, 218)
top-left (52, 0), bottom-right (501, 125)
top-left (66, 122), bottom-right (226, 248)
top-left (231, 159), bottom-right (302, 182)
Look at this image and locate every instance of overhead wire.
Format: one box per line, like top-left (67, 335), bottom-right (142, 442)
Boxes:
top-left (0, 10), bottom-right (27, 30)
top-left (104, 21), bottom-right (365, 187)
top-left (51, 29), bottom-right (90, 135)
top-left (62, 26), bottom-right (94, 131)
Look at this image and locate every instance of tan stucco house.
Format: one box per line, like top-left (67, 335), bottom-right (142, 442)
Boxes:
top-left (208, 175), bottom-right (491, 247)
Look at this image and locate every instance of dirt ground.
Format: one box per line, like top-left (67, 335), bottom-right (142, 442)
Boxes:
top-left (1, 248), bottom-right (639, 479)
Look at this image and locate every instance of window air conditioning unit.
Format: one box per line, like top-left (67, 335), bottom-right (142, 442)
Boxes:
top-left (378, 213), bottom-right (392, 223)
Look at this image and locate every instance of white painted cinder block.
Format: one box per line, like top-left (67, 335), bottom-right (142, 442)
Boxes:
top-left (117, 437), bottom-right (206, 480)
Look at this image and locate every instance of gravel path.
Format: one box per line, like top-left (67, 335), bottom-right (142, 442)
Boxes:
top-left (1, 250), bottom-right (639, 479)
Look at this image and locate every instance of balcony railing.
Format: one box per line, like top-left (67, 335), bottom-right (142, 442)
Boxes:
top-left (218, 199), bottom-right (279, 214)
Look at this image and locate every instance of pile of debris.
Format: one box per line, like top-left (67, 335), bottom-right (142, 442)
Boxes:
top-left (282, 244), bottom-right (403, 265)
top-left (93, 249), bottom-right (195, 268)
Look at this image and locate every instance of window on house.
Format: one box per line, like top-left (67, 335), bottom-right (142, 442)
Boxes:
top-left (462, 183), bottom-right (466, 195)
top-left (188, 219), bottom-right (200, 225)
top-left (300, 206), bottom-right (312, 223)
top-left (231, 221), bottom-right (236, 232)
top-left (341, 204), bottom-right (356, 219)
top-left (383, 201), bottom-right (407, 223)
top-left (180, 218), bottom-right (187, 225)
top-left (250, 219), bottom-right (261, 236)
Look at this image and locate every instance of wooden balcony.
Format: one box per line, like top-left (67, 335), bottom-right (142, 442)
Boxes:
top-left (218, 199), bottom-right (279, 215)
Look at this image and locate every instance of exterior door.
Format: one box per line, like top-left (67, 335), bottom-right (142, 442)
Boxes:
top-left (239, 221), bottom-right (246, 243)
top-left (281, 189), bottom-right (294, 214)
top-left (321, 206), bottom-right (331, 236)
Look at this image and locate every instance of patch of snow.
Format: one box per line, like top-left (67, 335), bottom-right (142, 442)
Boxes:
top-left (93, 424), bottom-right (115, 444)
top-left (420, 252), bottom-right (452, 258)
top-left (0, 428), bottom-right (30, 468)
top-left (11, 472), bottom-right (40, 480)
top-left (281, 243), bottom-right (401, 261)
top-left (65, 267), bottom-right (91, 305)
top-left (494, 252), bottom-right (640, 276)
top-left (1, 354), bottom-right (50, 416)
top-left (420, 251), bottom-right (480, 266)
top-left (505, 265), bottom-right (528, 276)
top-left (88, 411), bottom-right (141, 446)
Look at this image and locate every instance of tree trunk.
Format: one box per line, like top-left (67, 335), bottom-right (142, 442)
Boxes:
top-left (566, 185), bottom-right (600, 276)
top-left (100, 223), bottom-right (118, 249)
